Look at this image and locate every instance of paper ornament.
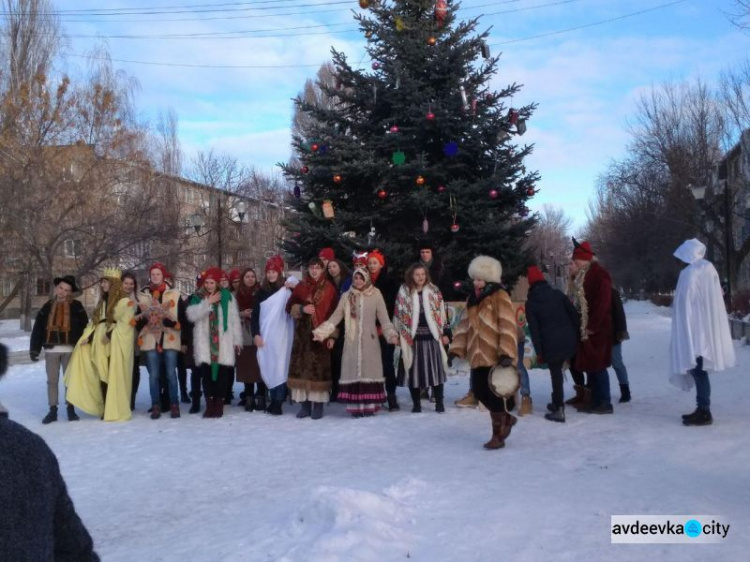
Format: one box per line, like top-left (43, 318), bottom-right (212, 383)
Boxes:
top-left (516, 119), bottom-right (527, 135)
top-left (322, 200), bottom-right (334, 219)
top-left (508, 109), bottom-right (519, 125)
top-left (392, 151), bottom-right (406, 165)
top-left (435, 0), bottom-right (447, 27)
top-left (481, 42), bottom-right (490, 59)
top-left (293, 182), bottom-right (301, 199)
top-left (422, 217), bottom-right (429, 233)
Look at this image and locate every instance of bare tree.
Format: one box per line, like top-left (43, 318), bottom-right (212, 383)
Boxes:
top-left (525, 205), bottom-right (572, 287)
top-left (151, 108), bottom-right (182, 176)
top-left (292, 61), bottom-right (339, 140)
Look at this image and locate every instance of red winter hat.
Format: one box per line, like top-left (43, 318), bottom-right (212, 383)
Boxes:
top-left (202, 267), bottom-right (224, 283)
top-left (229, 268), bottom-right (241, 283)
top-left (318, 247), bottom-right (335, 261)
top-left (352, 251), bottom-right (368, 266)
top-left (149, 262), bottom-right (171, 279)
top-left (572, 239), bottom-right (595, 261)
top-left (265, 255), bottom-right (285, 274)
top-left (527, 266), bottom-right (545, 286)
top-left (368, 249), bottom-right (386, 267)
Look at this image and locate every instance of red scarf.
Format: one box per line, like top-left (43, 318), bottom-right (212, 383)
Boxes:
top-left (149, 283), bottom-right (167, 297)
top-left (235, 283), bottom-right (258, 312)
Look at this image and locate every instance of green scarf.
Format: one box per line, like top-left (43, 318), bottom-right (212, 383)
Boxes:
top-left (190, 288), bottom-right (233, 381)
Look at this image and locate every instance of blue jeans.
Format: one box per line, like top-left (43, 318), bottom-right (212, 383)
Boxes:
top-left (691, 356), bottom-right (711, 410)
top-left (611, 343), bottom-right (629, 385)
top-left (589, 369), bottom-right (611, 406)
top-left (270, 383), bottom-right (287, 403)
top-left (145, 349), bottom-right (179, 407)
top-left (518, 339), bottom-right (530, 397)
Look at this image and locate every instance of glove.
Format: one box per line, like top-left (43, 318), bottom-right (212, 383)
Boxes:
top-left (30, 351), bottom-right (40, 362)
top-left (498, 355), bottom-right (513, 368)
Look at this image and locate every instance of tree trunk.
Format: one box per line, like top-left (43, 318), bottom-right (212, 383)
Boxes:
top-left (0, 280), bottom-right (20, 315)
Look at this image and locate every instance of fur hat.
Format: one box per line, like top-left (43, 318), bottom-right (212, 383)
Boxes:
top-left (468, 255), bottom-right (502, 284)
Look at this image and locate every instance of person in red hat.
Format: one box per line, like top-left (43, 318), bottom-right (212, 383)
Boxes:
top-left (137, 262), bottom-right (185, 419)
top-left (228, 269), bottom-right (242, 293)
top-left (568, 238), bottom-right (614, 414)
top-left (186, 267), bottom-right (243, 418)
top-left (525, 265), bottom-right (580, 422)
top-left (219, 270), bottom-right (230, 291)
top-left (318, 248), bottom-right (335, 268)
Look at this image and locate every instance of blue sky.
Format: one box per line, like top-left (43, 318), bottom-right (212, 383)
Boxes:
top-left (56, 0), bottom-right (750, 227)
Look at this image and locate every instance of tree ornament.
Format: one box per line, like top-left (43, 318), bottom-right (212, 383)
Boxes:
top-left (422, 217), bottom-right (429, 233)
top-left (416, 175), bottom-right (426, 186)
top-left (450, 223), bottom-right (460, 233)
top-left (377, 188), bottom-right (388, 199)
top-left (526, 187), bottom-right (535, 196)
top-left (333, 174), bottom-right (343, 183)
top-left (293, 182), bottom-right (301, 199)
top-left (372, 61), bottom-right (380, 70)
top-left (322, 200), bottom-right (335, 219)
top-left (301, 140), bottom-right (311, 152)
top-left (308, 202), bottom-right (321, 217)
top-left (359, 0), bottom-right (370, 8)
top-left (389, 125), bottom-right (399, 133)
top-left (453, 280), bottom-right (463, 291)
top-left (426, 111), bottom-right (435, 121)
top-left (427, 36), bottom-right (437, 46)
top-left (519, 206), bottom-right (529, 217)
top-left (435, 0), bottom-right (447, 27)
top-left (471, 98), bottom-right (477, 116)
top-left (508, 109), bottom-right (519, 125)
top-left (395, 16), bottom-right (406, 32)
top-left (443, 141), bottom-right (459, 157)
top-left (516, 119), bottom-right (527, 135)
top-left (392, 151), bottom-right (406, 165)
top-left (437, 185), bottom-right (446, 193)
top-left (318, 144), bottom-right (328, 154)
top-left (311, 143), bottom-right (320, 152)
top-left (460, 85), bottom-right (468, 110)
top-left (489, 189), bottom-right (498, 199)
top-left (301, 165), bottom-right (310, 174)
top-left (481, 42), bottom-right (490, 59)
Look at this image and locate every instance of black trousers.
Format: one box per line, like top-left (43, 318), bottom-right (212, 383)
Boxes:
top-left (548, 360), bottom-right (565, 407)
top-left (380, 336), bottom-right (396, 395)
top-left (471, 366), bottom-right (515, 413)
top-left (199, 363), bottom-right (232, 400)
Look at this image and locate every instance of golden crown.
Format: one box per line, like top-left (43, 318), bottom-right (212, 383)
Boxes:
top-left (101, 266), bottom-right (122, 279)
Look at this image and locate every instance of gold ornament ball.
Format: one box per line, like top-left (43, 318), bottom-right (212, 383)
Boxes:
top-left (333, 174), bottom-right (342, 183)
top-left (416, 175), bottom-right (426, 186)
top-left (427, 36), bottom-right (437, 46)
top-left (359, 0), bottom-right (370, 8)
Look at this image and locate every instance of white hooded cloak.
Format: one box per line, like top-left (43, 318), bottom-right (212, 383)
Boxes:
top-left (257, 276), bottom-right (298, 389)
top-left (669, 239), bottom-right (736, 390)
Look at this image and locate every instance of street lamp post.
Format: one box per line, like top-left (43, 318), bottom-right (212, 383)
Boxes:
top-left (190, 196), bottom-right (247, 271)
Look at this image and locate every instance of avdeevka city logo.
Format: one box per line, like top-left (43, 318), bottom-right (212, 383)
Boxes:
top-left (685, 519), bottom-right (702, 538)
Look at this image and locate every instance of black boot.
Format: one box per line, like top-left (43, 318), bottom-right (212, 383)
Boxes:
top-left (255, 392), bottom-right (266, 413)
top-left (189, 390), bottom-right (201, 414)
top-left (387, 393), bottom-right (400, 412)
top-left (66, 403), bottom-right (80, 421)
top-left (618, 384), bottom-right (631, 403)
top-left (131, 364), bottom-right (140, 411)
top-left (296, 401), bottom-right (312, 419)
top-left (266, 400), bottom-right (282, 416)
top-left (683, 408), bottom-right (713, 426)
top-left (42, 406), bottom-right (58, 424)
top-left (409, 388), bottom-right (422, 413)
top-left (544, 405), bottom-right (565, 423)
top-left (311, 402), bottom-right (324, 420)
top-left (433, 384), bottom-right (445, 413)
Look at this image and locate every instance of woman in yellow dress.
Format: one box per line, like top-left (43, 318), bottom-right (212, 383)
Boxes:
top-left (64, 267), bottom-right (124, 418)
top-left (101, 273), bottom-right (136, 421)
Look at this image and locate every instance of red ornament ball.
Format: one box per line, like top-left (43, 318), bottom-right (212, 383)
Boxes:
top-left (372, 62), bottom-right (380, 70)
top-left (333, 174), bottom-right (342, 183)
top-left (389, 125), bottom-right (399, 133)
top-left (301, 166), bottom-right (310, 174)
top-left (437, 185), bottom-right (446, 193)
top-left (453, 281), bottom-right (462, 290)
top-left (426, 111), bottom-right (435, 121)
top-left (527, 188), bottom-right (535, 196)
top-left (377, 189), bottom-right (388, 200)
top-left (450, 223), bottom-right (460, 233)
top-left (310, 143), bottom-right (319, 152)
top-left (489, 189), bottom-right (498, 199)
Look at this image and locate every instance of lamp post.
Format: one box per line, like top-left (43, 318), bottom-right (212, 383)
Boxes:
top-left (690, 183), bottom-right (732, 307)
top-left (190, 196), bottom-right (247, 270)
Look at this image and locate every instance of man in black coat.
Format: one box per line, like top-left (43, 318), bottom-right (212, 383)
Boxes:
top-left (525, 266), bottom-right (580, 422)
top-left (0, 343), bottom-right (100, 561)
top-left (417, 239), bottom-right (456, 301)
top-left (30, 275), bottom-right (89, 424)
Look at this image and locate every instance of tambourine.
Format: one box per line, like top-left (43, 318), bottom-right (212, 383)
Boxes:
top-left (488, 364), bottom-right (520, 399)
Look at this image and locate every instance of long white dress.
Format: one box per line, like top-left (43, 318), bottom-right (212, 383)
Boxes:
top-left (669, 239), bottom-right (736, 390)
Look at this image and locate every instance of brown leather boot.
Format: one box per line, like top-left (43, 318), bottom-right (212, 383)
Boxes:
top-left (483, 412), bottom-right (506, 450)
top-left (518, 396), bottom-right (532, 416)
top-left (573, 387), bottom-right (592, 412)
top-left (202, 397), bottom-right (214, 419)
top-left (565, 384), bottom-right (585, 406)
top-left (499, 412), bottom-right (518, 441)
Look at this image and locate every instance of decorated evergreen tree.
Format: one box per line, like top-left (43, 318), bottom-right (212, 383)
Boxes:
top-left (281, 0), bottom-right (538, 285)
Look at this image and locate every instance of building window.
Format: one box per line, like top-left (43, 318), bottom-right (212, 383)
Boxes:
top-left (63, 239), bottom-right (81, 258)
top-left (36, 278), bottom-right (51, 296)
top-left (1, 278), bottom-right (14, 297)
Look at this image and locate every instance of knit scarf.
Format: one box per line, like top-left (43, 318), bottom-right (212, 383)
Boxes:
top-left (568, 262), bottom-right (591, 341)
top-left (190, 288), bottom-right (233, 381)
top-left (343, 273), bottom-right (375, 343)
top-left (46, 300), bottom-right (71, 344)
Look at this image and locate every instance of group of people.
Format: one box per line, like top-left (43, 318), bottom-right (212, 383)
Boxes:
top-left (27, 235), bottom-right (737, 449)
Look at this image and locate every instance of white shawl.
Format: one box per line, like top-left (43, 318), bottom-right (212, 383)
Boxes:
top-left (257, 277), bottom-right (298, 389)
top-left (394, 283), bottom-right (448, 371)
top-left (669, 239), bottom-right (736, 390)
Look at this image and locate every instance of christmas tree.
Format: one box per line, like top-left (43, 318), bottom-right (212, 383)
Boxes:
top-left (281, 0), bottom-right (538, 286)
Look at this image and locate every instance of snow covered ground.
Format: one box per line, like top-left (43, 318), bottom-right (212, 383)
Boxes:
top-left (1, 301), bottom-right (748, 561)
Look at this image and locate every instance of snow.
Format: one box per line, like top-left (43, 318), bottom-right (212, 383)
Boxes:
top-left (1, 301), bottom-right (749, 561)
top-left (0, 318), bottom-right (32, 351)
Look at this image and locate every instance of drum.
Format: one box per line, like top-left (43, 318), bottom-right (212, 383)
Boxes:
top-left (488, 364), bottom-right (520, 399)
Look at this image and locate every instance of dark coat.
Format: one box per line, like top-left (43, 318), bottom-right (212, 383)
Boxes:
top-left (372, 268), bottom-right (398, 319)
top-left (573, 261), bottom-right (613, 372)
top-left (525, 281), bottom-right (580, 364)
top-left (0, 413), bottom-right (100, 561)
top-left (422, 256), bottom-right (456, 301)
top-left (30, 300), bottom-right (89, 357)
top-left (611, 288), bottom-right (629, 344)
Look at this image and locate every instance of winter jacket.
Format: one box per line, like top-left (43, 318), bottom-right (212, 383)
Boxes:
top-left (611, 288), bottom-right (629, 344)
top-left (421, 256), bottom-right (456, 301)
top-left (449, 284), bottom-right (517, 369)
top-left (30, 300), bottom-right (89, 357)
top-left (186, 291), bottom-right (243, 368)
top-left (136, 287), bottom-right (183, 352)
top-left (525, 281), bottom-right (579, 364)
top-left (571, 261), bottom-right (613, 371)
top-left (0, 411), bottom-right (100, 561)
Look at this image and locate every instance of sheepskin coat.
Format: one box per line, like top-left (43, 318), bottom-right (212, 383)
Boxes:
top-left (314, 286), bottom-right (397, 385)
top-left (394, 283), bottom-right (449, 371)
top-left (186, 292), bottom-right (243, 368)
top-left (449, 284), bottom-right (517, 369)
